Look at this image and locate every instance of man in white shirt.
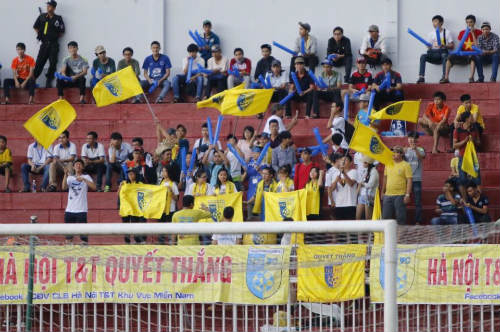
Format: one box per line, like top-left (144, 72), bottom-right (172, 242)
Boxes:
top-left (204, 45), bottom-right (229, 98)
top-left (327, 154), bottom-right (357, 219)
top-left (172, 43), bottom-right (205, 103)
top-left (62, 159), bottom-right (95, 243)
top-left (359, 25), bottom-right (388, 66)
top-left (193, 123), bottom-right (222, 165)
top-left (81, 131), bottom-right (106, 191)
top-left (104, 132), bottom-right (132, 192)
top-left (263, 104), bottom-right (298, 134)
top-left (266, 60), bottom-right (289, 106)
top-left (212, 207), bottom-right (242, 245)
top-left (20, 140), bottom-right (53, 192)
top-left (48, 130), bottom-right (77, 192)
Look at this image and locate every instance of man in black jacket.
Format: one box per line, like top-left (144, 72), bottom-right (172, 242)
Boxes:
top-left (254, 44), bottom-right (275, 83)
top-left (327, 26), bottom-right (352, 82)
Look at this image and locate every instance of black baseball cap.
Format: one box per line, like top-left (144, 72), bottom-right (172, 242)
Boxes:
top-left (47, 1), bottom-right (57, 7)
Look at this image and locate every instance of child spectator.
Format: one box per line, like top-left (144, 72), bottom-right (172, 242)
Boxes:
top-left (48, 130), bottom-right (76, 192)
top-left (172, 195), bottom-right (212, 245)
top-left (92, 45), bottom-right (116, 79)
top-left (3, 42), bottom-right (36, 104)
top-left (291, 22), bottom-right (319, 72)
top-left (305, 167), bottom-right (324, 220)
top-left (117, 47), bottom-right (141, 103)
top-left (118, 168), bottom-right (146, 244)
top-left (416, 15), bottom-right (454, 83)
top-left (430, 179), bottom-right (461, 225)
top-left (228, 48), bottom-right (251, 88)
top-left (348, 57), bottom-right (373, 100)
top-left (294, 148), bottom-right (318, 190)
top-left (57, 41), bottom-right (88, 104)
top-left (20, 140), bottom-right (53, 192)
top-left (360, 25), bottom-right (388, 67)
top-left (157, 165), bottom-right (179, 244)
top-left (372, 58), bottom-right (404, 110)
top-left (464, 182), bottom-right (491, 223)
top-left (309, 60), bottom-right (341, 118)
top-left (214, 168), bottom-right (238, 195)
top-left (204, 45), bottom-right (228, 98)
top-left (0, 135), bottom-right (12, 192)
top-left (272, 131), bottom-right (296, 172)
top-left (200, 20), bottom-right (220, 66)
top-left (172, 44), bottom-right (205, 103)
top-left (276, 165), bottom-right (294, 193)
top-left (263, 104), bottom-right (298, 134)
top-left (212, 207), bottom-right (242, 245)
top-left (225, 135), bottom-right (243, 188)
top-left (453, 94), bottom-right (484, 138)
top-left (254, 44), bottom-right (275, 83)
top-left (186, 169), bottom-right (215, 196)
top-left (475, 22), bottom-right (499, 82)
top-left (81, 131), bottom-right (106, 192)
top-left (419, 91), bottom-right (450, 153)
top-left (355, 156), bottom-right (379, 220)
top-left (288, 57), bottom-right (315, 118)
top-left (104, 132), bottom-right (132, 192)
top-left (237, 126), bottom-right (255, 162)
top-left (142, 41), bottom-right (172, 104)
top-left (404, 132), bottom-right (426, 224)
top-left (327, 26), bottom-right (353, 82)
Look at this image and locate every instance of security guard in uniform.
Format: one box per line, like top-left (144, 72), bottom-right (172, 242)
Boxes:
top-left (33, 1), bottom-right (65, 88)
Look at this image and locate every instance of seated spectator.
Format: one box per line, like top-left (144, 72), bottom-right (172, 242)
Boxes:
top-left (263, 104), bottom-right (298, 135)
top-left (200, 20), bottom-right (220, 66)
top-left (452, 94), bottom-right (484, 141)
top-left (126, 149), bottom-right (149, 183)
top-left (157, 165), bottom-right (179, 244)
top-left (142, 41), bottom-right (172, 104)
top-left (276, 165), bottom-right (294, 193)
top-left (325, 101), bottom-right (350, 149)
top-left (117, 47), bottom-right (141, 103)
top-left (48, 130), bottom-right (76, 192)
top-left (185, 169), bottom-right (215, 196)
top-left (81, 131), bottom-right (106, 192)
top-left (3, 42), bottom-right (36, 104)
top-left (266, 60), bottom-right (289, 105)
top-left (254, 44), bottom-right (275, 84)
top-left (288, 57), bottom-right (315, 118)
top-left (310, 59), bottom-right (342, 118)
top-left (57, 41), bottom-right (88, 104)
top-left (20, 140), bottom-right (52, 192)
top-left (355, 156), bottom-right (379, 220)
top-left (404, 131), bottom-right (426, 224)
top-left (202, 146), bottom-right (228, 187)
top-left (172, 195), bottom-right (212, 245)
top-left (204, 45), bottom-right (228, 98)
top-left (291, 22), bottom-right (319, 72)
top-left (327, 26), bottom-right (353, 82)
top-left (372, 58), bottom-right (403, 110)
top-left (118, 168), bottom-right (146, 244)
top-left (305, 167), bottom-right (324, 220)
top-left (173, 44), bottom-right (205, 103)
top-left (104, 132), bottom-right (132, 192)
top-left (92, 45), bottom-right (116, 79)
top-left (475, 21), bottom-right (499, 82)
top-left (417, 15), bottom-right (454, 84)
top-left (214, 168), bottom-right (238, 195)
top-left (431, 179), bottom-right (461, 225)
top-left (155, 148), bottom-right (180, 184)
top-left (329, 154), bottom-right (358, 221)
top-left (294, 148), bottom-right (318, 190)
top-left (360, 25), bottom-right (388, 67)
top-left (237, 126), bottom-right (255, 162)
top-left (212, 206), bottom-right (242, 245)
top-left (225, 135), bottom-right (243, 188)
top-left (228, 48), bottom-right (251, 89)
top-left (272, 131), bottom-right (296, 172)
top-left (464, 182), bottom-right (491, 223)
top-left (0, 135), bottom-right (12, 192)
top-left (347, 57), bottom-right (373, 100)
top-left (418, 91), bottom-right (450, 153)
top-left (441, 15), bottom-right (482, 83)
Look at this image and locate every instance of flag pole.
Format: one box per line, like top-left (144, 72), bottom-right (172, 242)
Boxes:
top-left (141, 93), bottom-right (159, 121)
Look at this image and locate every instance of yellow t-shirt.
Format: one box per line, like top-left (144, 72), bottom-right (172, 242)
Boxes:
top-left (456, 104), bottom-right (484, 129)
top-left (0, 148), bottom-right (12, 164)
top-left (450, 157), bottom-right (459, 175)
top-left (172, 209), bottom-right (212, 245)
top-left (384, 161), bottom-right (412, 196)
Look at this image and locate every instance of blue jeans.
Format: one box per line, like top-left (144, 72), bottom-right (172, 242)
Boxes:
top-left (105, 162), bottom-right (125, 187)
top-left (141, 80), bottom-right (170, 100)
top-left (474, 53), bottom-right (499, 81)
top-left (173, 74), bottom-right (203, 99)
top-left (431, 215), bottom-right (457, 225)
top-left (419, 49), bottom-right (448, 77)
top-left (412, 181), bottom-right (422, 224)
top-left (21, 163), bottom-right (49, 191)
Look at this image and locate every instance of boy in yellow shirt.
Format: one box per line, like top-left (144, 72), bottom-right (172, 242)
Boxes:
top-left (172, 195), bottom-right (211, 245)
top-left (451, 94), bottom-right (484, 149)
top-left (0, 135), bottom-right (12, 193)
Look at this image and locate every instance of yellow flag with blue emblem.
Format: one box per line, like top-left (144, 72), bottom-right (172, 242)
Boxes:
top-left (193, 192), bottom-right (243, 222)
top-left (23, 99), bottom-right (76, 149)
top-left (369, 100), bottom-right (421, 123)
top-left (297, 245), bottom-right (367, 302)
top-left (119, 183), bottom-right (166, 219)
top-left (349, 123), bottom-right (394, 166)
top-left (264, 190), bottom-right (307, 222)
top-left (461, 140), bottom-right (479, 178)
top-left (196, 83), bottom-right (244, 110)
top-left (220, 88), bottom-right (274, 116)
top-left (92, 66), bottom-right (143, 107)
top-left (372, 187), bottom-right (384, 245)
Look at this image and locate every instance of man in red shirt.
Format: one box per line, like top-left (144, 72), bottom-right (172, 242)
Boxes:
top-left (418, 91), bottom-right (450, 153)
top-left (348, 57), bottom-right (373, 99)
top-left (3, 43), bottom-right (36, 104)
top-left (441, 14), bottom-right (482, 83)
top-left (293, 148), bottom-right (318, 189)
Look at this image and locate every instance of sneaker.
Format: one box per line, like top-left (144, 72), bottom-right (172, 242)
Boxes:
top-left (477, 78), bottom-right (484, 83)
top-left (104, 185), bottom-right (111, 192)
top-left (468, 78), bottom-right (475, 83)
top-left (47, 185), bottom-right (57, 192)
top-left (96, 187), bottom-right (103, 192)
top-left (172, 98), bottom-right (179, 104)
top-left (490, 78), bottom-right (496, 82)
top-left (155, 97), bottom-right (163, 104)
top-left (439, 78), bottom-right (449, 84)
top-left (416, 77), bottom-right (425, 84)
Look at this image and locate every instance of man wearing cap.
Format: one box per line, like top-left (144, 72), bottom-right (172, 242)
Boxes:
top-left (92, 45), bottom-right (116, 81)
top-left (200, 20), bottom-right (220, 66)
top-left (266, 60), bottom-right (288, 109)
top-left (290, 22), bottom-right (319, 72)
top-left (327, 26), bottom-right (353, 82)
top-left (204, 45), bottom-right (228, 98)
top-left (372, 58), bottom-right (403, 110)
top-left (310, 59), bottom-right (342, 118)
top-left (475, 22), bottom-right (499, 82)
top-left (348, 57), bottom-right (373, 99)
top-left (288, 57), bottom-right (316, 118)
top-left (33, 1), bottom-right (65, 88)
top-left (381, 146), bottom-right (413, 225)
top-left (254, 44), bottom-right (276, 83)
top-left (360, 25), bottom-right (388, 66)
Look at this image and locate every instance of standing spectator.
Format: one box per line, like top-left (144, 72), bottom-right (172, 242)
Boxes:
top-left (104, 132), bottom-right (132, 192)
top-left (193, 123), bottom-right (222, 166)
top-left (453, 94), bottom-right (484, 141)
top-left (272, 131), bottom-right (296, 172)
top-left (430, 179), bottom-right (461, 225)
top-left (119, 168), bottom-right (146, 244)
top-left (289, 57), bottom-right (315, 118)
top-left (228, 48), bottom-right (251, 88)
top-left (20, 141), bottom-right (52, 192)
top-left (268, 122), bottom-right (281, 149)
top-left (157, 165), bottom-right (179, 244)
top-left (202, 147), bottom-right (228, 187)
top-left (117, 47), bottom-right (141, 103)
top-left (155, 148), bottom-right (181, 185)
top-left (47, 130), bottom-right (76, 192)
top-left (294, 148), bottom-right (318, 190)
top-left (200, 20), bottom-right (220, 66)
top-left (142, 41), bottom-right (172, 103)
top-left (242, 147), bottom-right (263, 219)
top-left (92, 45), bottom-right (116, 79)
top-left (291, 22), bottom-right (319, 72)
top-left (355, 94), bottom-right (372, 127)
top-left (62, 159), bottom-right (95, 244)
top-left (348, 57), bottom-right (373, 99)
top-left (225, 135), bottom-right (243, 188)
top-left (324, 101), bottom-right (350, 149)
top-left (381, 146), bottom-right (412, 225)
top-left (372, 58), bottom-right (404, 110)
top-left (305, 167), bottom-right (324, 220)
top-left (251, 167), bottom-right (277, 220)
top-left (33, 0), bottom-right (65, 88)
top-left (254, 44), bottom-right (275, 83)
top-left (263, 104), bottom-right (298, 134)
top-left (172, 195), bottom-right (212, 245)
top-left (416, 15), bottom-right (454, 83)
top-left (276, 165), bottom-right (294, 193)
top-left (212, 207), bottom-right (242, 245)
top-left (266, 60), bottom-right (289, 104)
top-left (81, 131), bottom-right (106, 192)
top-left (355, 156), bottom-right (379, 220)
top-left (441, 15), bottom-right (482, 83)
top-left (324, 153), bottom-right (341, 207)
top-left (237, 126), bottom-right (255, 162)
top-left (129, 138), bottom-right (155, 184)
top-left (418, 91), bottom-right (450, 153)
top-left (310, 59), bottom-right (341, 118)
top-left (204, 45), bottom-right (228, 98)
top-left (464, 182), bottom-right (491, 223)
top-left (3, 43), bottom-right (36, 104)
top-left (475, 21), bottom-right (499, 82)
top-left (327, 26), bottom-right (353, 82)
top-left (56, 41), bottom-right (88, 104)
top-left (214, 168), bottom-right (238, 195)
top-left (0, 136), bottom-right (12, 192)
top-left (360, 25), bottom-right (388, 67)
top-left (173, 44), bottom-right (205, 103)
top-left (404, 132), bottom-right (426, 224)
top-left (185, 169), bottom-right (215, 196)
top-left (329, 154), bottom-right (358, 221)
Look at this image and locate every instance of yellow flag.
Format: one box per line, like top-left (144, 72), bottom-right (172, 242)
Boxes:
top-left (372, 188), bottom-right (384, 245)
top-left (92, 66), bottom-right (143, 107)
top-left (23, 100), bottom-right (76, 149)
top-left (369, 100), bottom-right (421, 123)
top-left (119, 183), bottom-right (166, 219)
top-left (197, 84), bottom-right (244, 110)
top-left (220, 88), bottom-right (274, 116)
top-left (264, 190), bottom-right (307, 222)
top-left (461, 140), bottom-right (479, 178)
top-left (193, 192), bottom-right (243, 222)
top-left (297, 245), bottom-right (367, 302)
top-left (349, 123), bottom-right (394, 166)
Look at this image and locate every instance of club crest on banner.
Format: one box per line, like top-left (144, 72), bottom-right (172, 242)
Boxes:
top-left (278, 198), bottom-right (293, 219)
top-left (39, 107), bottom-right (60, 130)
top-left (369, 136), bottom-right (384, 154)
top-left (237, 92), bottom-right (255, 111)
top-left (103, 75), bottom-right (123, 97)
top-left (246, 248), bottom-right (283, 299)
top-left (136, 189), bottom-right (153, 212)
top-left (385, 103), bottom-right (403, 115)
top-left (379, 248), bottom-right (416, 297)
top-left (324, 264), bottom-right (342, 288)
top-left (206, 198), bottom-right (226, 221)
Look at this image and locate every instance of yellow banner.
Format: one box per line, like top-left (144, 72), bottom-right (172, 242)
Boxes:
top-left (197, 84), bottom-right (244, 110)
top-left (219, 88), bottom-right (274, 117)
top-left (349, 123), bottom-right (394, 166)
top-left (0, 245), bottom-right (291, 304)
top-left (264, 189), bottom-right (307, 222)
top-left (370, 245), bottom-right (500, 304)
top-left (92, 66), bottom-right (143, 107)
top-left (297, 245), bottom-right (367, 302)
top-left (462, 140), bottom-right (479, 178)
top-left (194, 192), bottom-right (243, 222)
top-left (119, 183), bottom-right (166, 219)
top-left (369, 100), bottom-right (421, 123)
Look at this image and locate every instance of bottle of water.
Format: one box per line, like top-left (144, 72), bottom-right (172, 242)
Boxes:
top-left (32, 179), bottom-right (37, 193)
